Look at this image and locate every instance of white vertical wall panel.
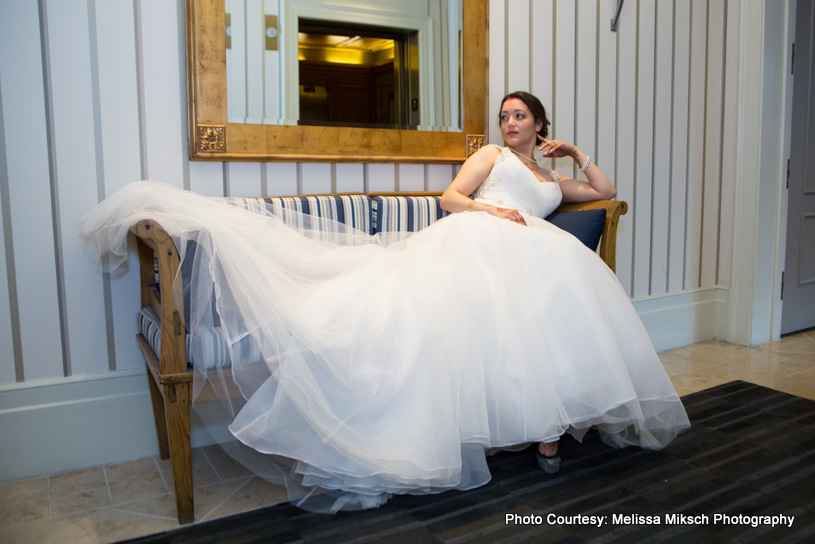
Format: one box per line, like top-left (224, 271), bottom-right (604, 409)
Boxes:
top-left (0, 0), bottom-right (64, 381)
top-left (650, 0), bottom-right (675, 296)
top-left (574, 0), bottom-right (597, 182)
top-left (701, 0), bottom-right (726, 288)
top-left (189, 161), bottom-right (229, 196)
top-left (614, 0), bottom-right (638, 294)
top-left (95, 1), bottom-right (142, 192)
top-left (94, 0), bottom-right (143, 371)
top-left (530, 0), bottom-right (555, 132)
top-left (105, 238), bottom-right (142, 372)
top-left (669, 1), bottom-right (692, 294)
top-left (335, 163), bottom-right (365, 193)
top-left (138, 0), bottom-right (186, 185)
top-left (488, 0), bottom-right (506, 144)
top-left (301, 163), bottom-right (332, 194)
top-left (596, 0), bottom-right (618, 191)
top-left (0, 213), bottom-right (12, 383)
top-left (265, 163), bottom-right (299, 195)
top-left (367, 164), bottom-right (398, 193)
top-left (0, 0), bottom-right (22, 383)
top-left (632, 0), bottom-right (656, 298)
top-left (0, 138), bottom-right (13, 382)
top-left (227, 162), bottom-right (263, 197)
top-left (717, 0), bottom-right (741, 287)
top-left (398, 164), bottom-right (426, 192)
top-left (46, 0), bottom-right (108, 376)
top-left (685, 0), bottom-right (709, 290)
top-left (552, 1), bottom-right (576, 177)
top-left (426, 164), bottom-right (455, 191)
top-left (505, 0), bottom-right (531, 93)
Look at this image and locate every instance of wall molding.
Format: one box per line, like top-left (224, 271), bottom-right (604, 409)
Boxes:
top-left (0, 369), bottom-right (158, 481)
top-left (633, 287), bottom-right (730, 353)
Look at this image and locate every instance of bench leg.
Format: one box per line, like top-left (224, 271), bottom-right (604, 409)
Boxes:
top-left (164, 381), bottom-right (194, 524)
top-left (146, 370), bottom-right (170, 459)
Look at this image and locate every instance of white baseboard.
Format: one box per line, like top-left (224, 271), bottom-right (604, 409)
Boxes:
top-left (0, 369), bottom-right (160, 482)
top-left (0, 287), bottom-right (729, 482)
top-left (633, 287), bottom-right (730, 352)
top-left (0, 368), bottom-right (229, 483)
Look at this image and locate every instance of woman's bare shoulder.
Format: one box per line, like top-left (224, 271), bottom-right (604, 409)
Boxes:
top-left (469, 144), bottom-right (503, 164)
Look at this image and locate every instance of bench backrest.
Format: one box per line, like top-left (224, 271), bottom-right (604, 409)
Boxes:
top-left (227, 194), bottom-right (373, 234)
top-left (371, 195), bottom-right (448, 233)
top-left (226, 193), bottom-right (451, 236)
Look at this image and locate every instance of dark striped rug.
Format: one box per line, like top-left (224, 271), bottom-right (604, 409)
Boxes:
top-left (123, 381), bottom-right (815, 543)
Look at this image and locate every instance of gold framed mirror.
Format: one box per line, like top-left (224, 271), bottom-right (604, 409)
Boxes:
top-left (185, 0), bottom-right (488, 163)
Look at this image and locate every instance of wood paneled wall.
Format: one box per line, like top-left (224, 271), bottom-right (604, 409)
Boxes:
top-left (0, 0), bottom-right (458, 385)
top-left (0, 0), bottom-right (741, 386)
top-left (489, 0), bottom-right (741, 299)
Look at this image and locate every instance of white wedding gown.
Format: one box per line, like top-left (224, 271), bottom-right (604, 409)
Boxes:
top-left (79, 147), bottom-right (689, 512)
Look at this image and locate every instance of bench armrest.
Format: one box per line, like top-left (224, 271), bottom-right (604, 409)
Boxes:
top-left (130, 220), bottom-right (188, 378)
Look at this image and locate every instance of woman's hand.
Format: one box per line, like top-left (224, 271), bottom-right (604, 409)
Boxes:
top-left (537, 138), bottom-right (579, 160)
top-left (487, 205), bottom-right (527, 226)
top-left (537, 138), bottom-right (617, 202)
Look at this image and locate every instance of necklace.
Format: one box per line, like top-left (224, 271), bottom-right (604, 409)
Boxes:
top-left (509, 147), bottom-right (537, 171)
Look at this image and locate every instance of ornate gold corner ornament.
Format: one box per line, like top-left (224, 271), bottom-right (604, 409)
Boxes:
top-left (466, 134), bottom-right (485, 157)
top-left (198, 125), bottom-right (226, 153)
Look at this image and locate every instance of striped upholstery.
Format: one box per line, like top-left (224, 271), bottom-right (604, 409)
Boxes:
top-left (137, 306), bottom-right (163, 356)
top-left (143, 194), bottom-right (448, 369)
top-left (228, 194), bottom-right (372, 234)
top-left (372, 195), bottom-right (448, 234)
top-left (138, 306), bottom-right (259, 368)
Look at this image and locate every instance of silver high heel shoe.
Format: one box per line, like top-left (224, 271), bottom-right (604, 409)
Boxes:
top-left (536, 448), bottom-right (561, 474)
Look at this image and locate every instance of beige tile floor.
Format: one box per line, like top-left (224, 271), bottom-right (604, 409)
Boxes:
top-left (2, 330), bottom-right (814, 544)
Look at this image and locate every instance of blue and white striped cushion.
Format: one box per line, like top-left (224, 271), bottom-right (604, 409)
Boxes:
top-left (372, 196), bottom-right (448, 234)
top-left (228, 194), bottom-right (372, 234)
top-left (137, 306), bottom-right (163, 357)
top-left (137, 306), bottom-right (259, 368)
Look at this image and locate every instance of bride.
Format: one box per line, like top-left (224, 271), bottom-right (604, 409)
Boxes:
top-left (79, 91), bottom-right (689, 513)
top-left (442, 90), bottom-right (626, 472)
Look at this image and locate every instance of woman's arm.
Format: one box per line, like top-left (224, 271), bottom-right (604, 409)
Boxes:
top-left (440, 146), bottom-right (527, 225)
top-left (538, 139), bottom-right (617, 203)
top-left (440, 146), bottom-right (497, 212)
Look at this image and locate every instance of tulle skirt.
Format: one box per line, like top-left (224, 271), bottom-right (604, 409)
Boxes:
top-left (79, 181), bottom-right (690, 512)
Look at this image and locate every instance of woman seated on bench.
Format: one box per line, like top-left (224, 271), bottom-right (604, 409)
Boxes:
top-left (440, 91), bottom-right (644, 473)
top-left (80, 91), bottom-right (689, 513)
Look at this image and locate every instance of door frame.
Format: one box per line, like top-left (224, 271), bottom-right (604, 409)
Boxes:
top-left (728, 0), bottom-right (796, 346)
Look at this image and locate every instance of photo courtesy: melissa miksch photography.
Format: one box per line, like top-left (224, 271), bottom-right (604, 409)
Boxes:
top-left (505, 512), bottom-right (797, 530)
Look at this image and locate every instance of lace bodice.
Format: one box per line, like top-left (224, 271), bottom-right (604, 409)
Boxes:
top-left (472, 146), bottom-right (563, 218)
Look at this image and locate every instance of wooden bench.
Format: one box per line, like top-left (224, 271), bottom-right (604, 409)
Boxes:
top-left (131, 192), bottom-right (628, 523)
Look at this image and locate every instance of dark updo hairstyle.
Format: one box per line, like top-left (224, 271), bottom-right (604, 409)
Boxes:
top-left (499, 91), bottom-right (550, 142)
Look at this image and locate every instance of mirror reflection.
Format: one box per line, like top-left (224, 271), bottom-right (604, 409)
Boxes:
top-left (225, 0), bottom-right (462, 131)
top-left (298, 19), bottom-right (419, 128)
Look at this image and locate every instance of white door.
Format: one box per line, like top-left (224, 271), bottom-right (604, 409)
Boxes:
top-left (782, 0), bottom-right (815, 334)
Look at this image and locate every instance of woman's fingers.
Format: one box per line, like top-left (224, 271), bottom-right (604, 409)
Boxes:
top-left (503, 208), bottom-right (527, 225)
top-left (488, 205), bottom-right (527, 226)
top-left (538, 139), bottom-right (573, 158)
top-left (538, 139), bottom-right (558, 156)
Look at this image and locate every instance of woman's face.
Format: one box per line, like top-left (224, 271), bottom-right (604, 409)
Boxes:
top-left (500, 98), bottom-right (543, 148)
